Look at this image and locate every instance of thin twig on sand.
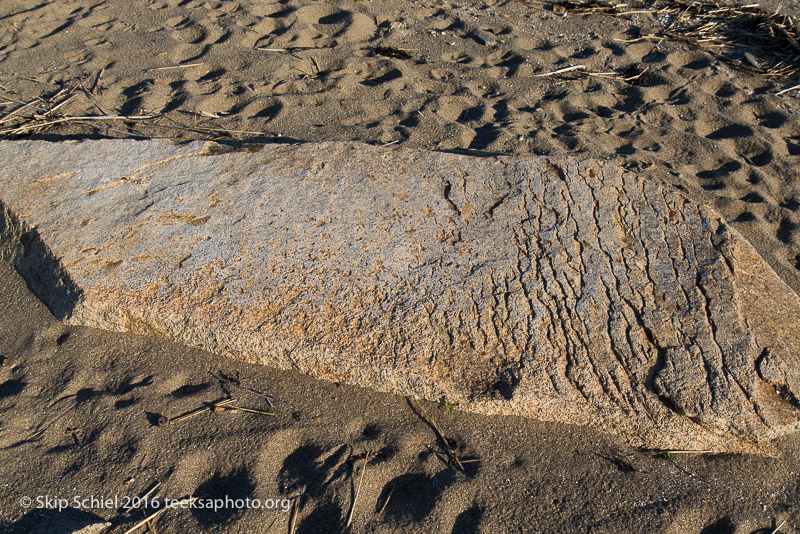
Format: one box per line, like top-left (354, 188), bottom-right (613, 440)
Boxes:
top-left (406, 398), bottom-right (467, 472)
top-left (287, 497), bottom-right (299, 534)
top-left (145, 63), bottom-right (204, 72)
top-left (166, 398), bottom-right (234, 425)
top-left (534, 65), bottom-right (587, 77)
top-left (208, 370), bottom-right (284, 408)
top-left (377, 484), bottom-right (394, 516)
top-left (346, 450), bottom-right (371, 528)
top-left (120, 481), bottom-right (162, 518)
top-left (218, 404), bottom-right (275, 416)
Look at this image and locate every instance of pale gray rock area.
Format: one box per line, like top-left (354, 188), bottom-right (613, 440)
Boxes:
top-left (0, 139), bottom-right (799, 453)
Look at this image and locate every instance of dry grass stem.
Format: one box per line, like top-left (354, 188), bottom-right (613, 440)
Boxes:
top-left (777, 84), bottom-right (800, 95)
top-left (346, 450), bottom-right (371, 528)
top-left (287, 497), bottom-right (298, 534)
top-left (145, 63), bottom-right (204, 72)
top-left (377, 484), bottom-right (394, 516)
top-left (662, 449), bottom-right (714, 454)
top-left (0, 114), bottom-right (156, 136)
top-left (208, 370), bottom-right (284, 408)
top-left (120, 480), bottom-right (163, 518)
top-left (222, 405), bottom-right (275, 416)
top-left (166, 398), bottom-right (234, 425)
top-left (532, 0), bottom-right (800, 77)
top-left (409, 399), bottom-right (467, 472)
top-left (535, 65), bottom-right (587, 76)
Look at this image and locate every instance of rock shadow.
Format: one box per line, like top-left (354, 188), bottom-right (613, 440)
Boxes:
top-left (0, 200), bottom-right (82, 320)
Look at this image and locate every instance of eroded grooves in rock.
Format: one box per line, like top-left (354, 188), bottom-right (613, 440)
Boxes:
top-left (0, 140), bottom-right (798, 453)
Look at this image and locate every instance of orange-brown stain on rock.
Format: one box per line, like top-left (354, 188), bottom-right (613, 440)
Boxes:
top-left (158, 212), bottom-right (211, 226)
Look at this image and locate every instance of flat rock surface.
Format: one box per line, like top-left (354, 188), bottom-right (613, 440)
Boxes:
top-left (1, 139), bottom-right (798, 453)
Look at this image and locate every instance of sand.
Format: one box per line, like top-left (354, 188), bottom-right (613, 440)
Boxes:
top-left (1, 0), bottom-right (799, 532)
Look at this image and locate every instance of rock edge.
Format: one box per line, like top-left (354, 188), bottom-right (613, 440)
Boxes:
top-left (1, 139), bottom-right (799, 454)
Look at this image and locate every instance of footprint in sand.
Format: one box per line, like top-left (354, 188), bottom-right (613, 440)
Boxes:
top-left (755, 109), bottom-right (789, 129)
top-left (778, 218), bottom-right (799, 245)
top-left (0, 375), bottom-right (26, 402)
top-left (441, 51), bottom-right (476, 65)
top-left (278, 443), bottom-right (353, 531)
top-left (451, 504), bottom-right (485, 534)
top-left (193, 466), bottom-right (255, 526)
top-left (377, 471), bottom-right (457, 525)
top-left (64, 49), bottom-right (93, 67)
top-left (254, 4), bottom-right (376, 49)
top-left (250, 100), bottom-right (283, 121)
top-left (358, 60), bottom-right (404, 88)
top-left (167, 16), bottom-right (208, 44)
top-left (244, 17), bottom-right (292, 48)
top-left (704, 122), bottom-right (755, 140)
top-left (484, 50), bottom-right (525, 77)
top-left (735, 138), bottom-right (774, 167)
top-left (169, 43), bottom-right (208, 63)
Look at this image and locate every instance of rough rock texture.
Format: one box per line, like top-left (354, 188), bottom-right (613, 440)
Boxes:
top-left (1, 139), bottom-right (799, 453)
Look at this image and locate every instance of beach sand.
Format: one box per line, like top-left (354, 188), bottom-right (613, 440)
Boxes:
top-left (1, 0), bottom-right (800, 531)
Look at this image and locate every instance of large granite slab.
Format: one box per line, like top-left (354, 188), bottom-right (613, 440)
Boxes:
top-left (1, 139), bottom-right (798, 453)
